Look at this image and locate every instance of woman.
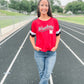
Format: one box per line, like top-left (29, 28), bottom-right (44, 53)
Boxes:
top-left (29, 0), bottom-right (61, 84)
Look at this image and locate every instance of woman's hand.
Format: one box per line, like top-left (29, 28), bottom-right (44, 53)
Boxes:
top-left (51, 46), bottom-right (57, 52)
top-left (33, 46), bottom-right (42, 51)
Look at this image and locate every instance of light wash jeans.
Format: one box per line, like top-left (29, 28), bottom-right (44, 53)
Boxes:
top-left (34, 50), bottom-right (56, 84)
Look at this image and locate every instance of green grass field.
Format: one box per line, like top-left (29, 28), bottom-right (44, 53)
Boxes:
top-left (0, 10), bottom-right (29, 28)
top-left (0, 10), bottom-right (84, 28)
top-left (0, 10), bottom-right (27, 16)
top-left (0, 18), bottom-right (26, 28)
top-left (56, 16), bottom-right (84, 25)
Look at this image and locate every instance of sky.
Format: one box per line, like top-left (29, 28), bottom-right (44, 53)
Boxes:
top-left (6, 0), bottom-right (84, 6)
top-left (60, 0), bottom-right (84, 6)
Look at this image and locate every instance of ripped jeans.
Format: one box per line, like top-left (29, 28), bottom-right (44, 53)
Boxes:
top-left (34, 50), bottom-right (56, 84)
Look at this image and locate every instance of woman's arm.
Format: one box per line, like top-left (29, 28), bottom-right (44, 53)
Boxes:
top-left (30, 35), bottom-right (42, 51)
top-left (51, 35), bottom-right (60, 51)
top-left (30, 35), bottom-right (36, 48)
top-left (55, 35), bottom-right (60, 49)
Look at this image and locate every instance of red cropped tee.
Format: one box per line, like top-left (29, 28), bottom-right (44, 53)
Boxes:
top-left (30, 17), bottom-right (61, 52)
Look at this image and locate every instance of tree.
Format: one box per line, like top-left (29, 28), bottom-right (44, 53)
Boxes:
top-left (8, 0), bottom-right (62, 14)
top-left (9, 0), bottom-right (17, 9)
top-left (81, 2), bottom-right (84, 13)
top-left (0, 0), bottom-right (8, 7)
top-left (65, 1), bottom-right (77, 13)
top-left (49, 0), bottom-right (61, 12)
top-left (9, 0), bottom-right (32, 13)
top-left (30, 0), bottom-right (37, 11)
top-left (52, 5), bottom-right (63, 13)
top-left (78, 0), bottom-right (82, 2)
top-left (65, 1), bottom-right (84, 14)
top-left (57, 7), bottom-right (63, 13)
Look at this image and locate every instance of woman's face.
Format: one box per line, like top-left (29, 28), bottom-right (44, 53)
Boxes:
top-left (39, 0), bottom-right (49, 15)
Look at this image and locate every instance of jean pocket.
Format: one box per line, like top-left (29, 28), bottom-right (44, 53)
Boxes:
top-left (51, 51), bottom-right (56, 55)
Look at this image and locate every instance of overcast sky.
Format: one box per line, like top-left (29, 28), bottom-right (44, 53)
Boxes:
top-left (6, 0), bottom-right (84, 6)
top-left (60, 0), bottom-right (84, 6)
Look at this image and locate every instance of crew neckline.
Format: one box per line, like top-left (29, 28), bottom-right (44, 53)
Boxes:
top-left (38, 17), bottom-right (52, 22)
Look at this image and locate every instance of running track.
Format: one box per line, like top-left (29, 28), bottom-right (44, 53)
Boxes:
top-left (0, 18), bottom-right (84, 84)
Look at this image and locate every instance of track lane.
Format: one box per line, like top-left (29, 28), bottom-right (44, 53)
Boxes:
top-left (61, 31), bottom-right (84, 61)
top-left (0, 19), bottom-right (84, 84)
top-left (59, 20), bottom-right (84, 29)
top-left (0, 22), bottom-right (32, 82)
top-left (53, 40), bottom-right (84, 84)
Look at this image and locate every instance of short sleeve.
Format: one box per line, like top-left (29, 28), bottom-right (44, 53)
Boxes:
top-left (30, 21), bottom-right (36, 37)
top-left (54, 19), bottom-right (61, 36)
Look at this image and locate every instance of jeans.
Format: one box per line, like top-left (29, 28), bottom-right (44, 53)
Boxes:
top-left (34, 50), bottom-right (56, 84)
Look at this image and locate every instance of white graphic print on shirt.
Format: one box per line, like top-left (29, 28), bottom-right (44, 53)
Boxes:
top-left (49, 30), bottom-right (53, 34)
top-left (38, 25), bottom-right (54, 33)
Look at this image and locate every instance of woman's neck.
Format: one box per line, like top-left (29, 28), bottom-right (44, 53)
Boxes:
top-left (39, 14), bottom-right (50, 20)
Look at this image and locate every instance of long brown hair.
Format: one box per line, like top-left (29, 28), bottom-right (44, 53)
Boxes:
top-left (37, 0), bottom-right (53, 17)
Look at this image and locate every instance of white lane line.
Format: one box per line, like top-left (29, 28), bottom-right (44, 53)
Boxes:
top-left (60, 38), bottom-right (84, 65)
top-left (62, 25), bottom-right (84, 35)
top-left (50, 74), bottom-right (53, 84)
top-left (62, 29), bottom-right (84, 44)
top-left (62, 24), bottom-right (84, 31)
top-left (0, 31), bottom-right (30, 84)
top-left (0, 26), bottom-right (25, 46)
